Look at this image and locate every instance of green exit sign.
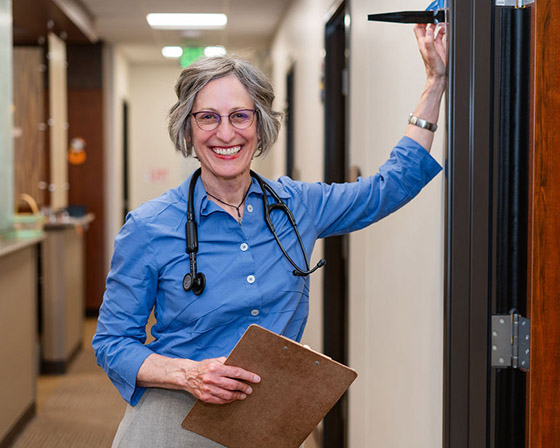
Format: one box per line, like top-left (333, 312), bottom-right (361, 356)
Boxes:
top-left (180, 47), bottom-right (205, 67)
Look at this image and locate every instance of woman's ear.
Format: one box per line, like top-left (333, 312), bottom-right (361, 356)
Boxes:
top-left (185, 121), bottom-right (192, 142)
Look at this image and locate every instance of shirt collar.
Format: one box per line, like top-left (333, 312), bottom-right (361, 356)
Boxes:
top-left (179, 170), bottom-right (292, 220)
top-left (248, 174), bottom-right (291, 201)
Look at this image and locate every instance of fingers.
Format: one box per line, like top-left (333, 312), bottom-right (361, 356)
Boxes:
top-left (196, 383), bottom-right (248, 404)
top-left (413, 23), bottom-right (448, 77)
top-left (185, 358), bottom-right (261, 404)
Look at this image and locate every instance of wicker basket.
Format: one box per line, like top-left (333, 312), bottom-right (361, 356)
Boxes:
top-left (13, 193), bottom-right (44, 234)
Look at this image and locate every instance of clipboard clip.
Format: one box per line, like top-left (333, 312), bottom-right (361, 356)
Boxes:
top-left (368, 0), bottom-right (448, 24)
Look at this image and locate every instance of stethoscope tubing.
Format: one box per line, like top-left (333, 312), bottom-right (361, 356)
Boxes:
top-left (183, 168), bottom-right (325, 295)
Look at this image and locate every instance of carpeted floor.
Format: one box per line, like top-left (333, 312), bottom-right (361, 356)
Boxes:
top-left (12, 328), bottom-right (126, 447)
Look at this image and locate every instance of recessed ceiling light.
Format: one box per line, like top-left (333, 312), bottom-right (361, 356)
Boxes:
top-left (147, 13), bottom-right (228, 30)
top-left (204, 46), bottom-right (227, 57)
top-left (161, 46), bottom-right (183, 58)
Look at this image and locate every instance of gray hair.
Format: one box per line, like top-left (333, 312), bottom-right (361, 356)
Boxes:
top-left (168, 55), bottom-right (283, 157)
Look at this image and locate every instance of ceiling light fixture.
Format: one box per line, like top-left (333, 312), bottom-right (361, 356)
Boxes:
top-left (204, 46), bottom-right (227, 57)
top-left (147, 13), bottom-right (228, 30)
top-left (161, 46), bottom-right (183, 58)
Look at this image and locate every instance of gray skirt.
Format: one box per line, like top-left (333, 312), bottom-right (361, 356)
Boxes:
top-left (112, 388), bottom-right (226, 448)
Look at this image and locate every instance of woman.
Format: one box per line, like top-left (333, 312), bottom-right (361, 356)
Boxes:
top-left (93, 23), bottom-right (446, 447)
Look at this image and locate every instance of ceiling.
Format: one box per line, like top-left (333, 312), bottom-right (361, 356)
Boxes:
top-left (76, 0), bottom-right (294, 62)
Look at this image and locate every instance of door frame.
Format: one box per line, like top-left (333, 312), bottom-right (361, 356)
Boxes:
top-left (322, 1), bottom-right (349, 447)
top-left (285, 65), bottom-right (295, 179)
top-left (445, 0), bottom-right (495, 446)
top-left (527, 0), bottom-right (560, 444)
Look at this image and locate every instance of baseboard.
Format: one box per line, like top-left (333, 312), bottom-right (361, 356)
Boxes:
top-left (0, 402), bottom-right (35, 448)
top-left (41, 341), bottom-right (83, 375)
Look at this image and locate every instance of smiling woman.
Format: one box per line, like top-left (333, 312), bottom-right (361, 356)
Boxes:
top-left (93, 43), bottom-right (446, 446)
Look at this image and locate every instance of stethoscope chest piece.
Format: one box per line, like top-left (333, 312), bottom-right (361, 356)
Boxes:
top-left (183, 271), bottom-right (206, 295)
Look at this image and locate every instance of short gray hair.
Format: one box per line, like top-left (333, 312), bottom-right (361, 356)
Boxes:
top-left (168, 56), bottom-right (283, 157)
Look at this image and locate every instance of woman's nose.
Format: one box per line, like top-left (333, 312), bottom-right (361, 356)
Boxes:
top-left (215, 118), bottom-right (236, 141)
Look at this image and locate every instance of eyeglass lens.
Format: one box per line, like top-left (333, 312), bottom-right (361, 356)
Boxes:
top-left (193, 109), bottom-right (255, 130)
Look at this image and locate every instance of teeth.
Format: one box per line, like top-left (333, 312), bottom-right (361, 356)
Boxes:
top-left (213, 146), bottom-right (241, 156)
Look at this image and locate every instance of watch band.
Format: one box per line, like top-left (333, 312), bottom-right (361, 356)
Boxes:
top-left (408, 113), bottom-right (438, 132)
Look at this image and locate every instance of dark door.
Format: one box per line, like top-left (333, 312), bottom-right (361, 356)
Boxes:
top-left (322, 2), bottom-right (348, 448)
top-left (285, 66), bottom-right (295, 179)
top-left (122, 100), bottom-right (130, 222)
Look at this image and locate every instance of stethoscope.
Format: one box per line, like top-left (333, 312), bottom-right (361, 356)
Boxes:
top-left (182, 168), bottom-right (326, 295)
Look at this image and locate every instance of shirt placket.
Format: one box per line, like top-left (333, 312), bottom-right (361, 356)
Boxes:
top-left (237, 197), bottom-right (263, 324)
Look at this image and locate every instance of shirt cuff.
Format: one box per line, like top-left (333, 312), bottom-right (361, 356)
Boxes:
top-left (108, 343), bottom-right (154, 406)
top-left (397, 136), bottom-right (443, 184)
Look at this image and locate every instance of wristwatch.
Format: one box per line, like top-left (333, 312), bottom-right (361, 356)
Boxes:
top-left (408, 113), bottom-right (438, 132)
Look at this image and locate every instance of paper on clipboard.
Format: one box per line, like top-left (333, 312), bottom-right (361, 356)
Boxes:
top-left (182, 324), bottom-right (358, 448)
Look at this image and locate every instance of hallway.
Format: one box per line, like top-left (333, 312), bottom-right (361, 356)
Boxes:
top-left (11, 320), bottom-right (124, 447)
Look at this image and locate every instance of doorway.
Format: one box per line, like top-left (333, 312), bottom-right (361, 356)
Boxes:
top-left (122, 100), bottom-right (129, 223)
top-left (322, 2), bottom-right (348, 448)
top-left (286, 66), bottom-right (295, 179)
top-left (446, 1), bottom-right (560, 446)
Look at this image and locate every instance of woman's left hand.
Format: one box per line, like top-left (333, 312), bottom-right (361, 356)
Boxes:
top-left (413, 23), bottom-right (447, 82)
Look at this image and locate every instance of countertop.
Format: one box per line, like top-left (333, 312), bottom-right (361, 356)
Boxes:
top-left (0, 230), bottom-right (45, 258)
top-left (44, 213), bottom-right (95, 231)
top-left (0, 213), bottom-right (94, 257)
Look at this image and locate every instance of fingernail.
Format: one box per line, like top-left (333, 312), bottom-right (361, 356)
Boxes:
top-left (246, 386), bottom-right (253, 394)
top-left (254, 375), bottom-right (261, 383)
top-left (240, 393), bottom-right (247, 400)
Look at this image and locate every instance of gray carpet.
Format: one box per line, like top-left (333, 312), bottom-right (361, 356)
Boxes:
top-left (12, 347), bottom-right (126, 447)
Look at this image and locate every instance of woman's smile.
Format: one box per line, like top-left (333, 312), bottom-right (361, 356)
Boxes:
top-left (212, 145), bottom-right (242, 157)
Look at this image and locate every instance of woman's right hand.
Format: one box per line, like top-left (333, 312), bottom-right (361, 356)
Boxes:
top-left (137, 353), bottom-right (261, 404)
top-left (182, 356), bottom-right (261, 404)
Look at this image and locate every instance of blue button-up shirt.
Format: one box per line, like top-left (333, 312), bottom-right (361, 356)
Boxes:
top-left (93, 136), bottom-right (442, 405)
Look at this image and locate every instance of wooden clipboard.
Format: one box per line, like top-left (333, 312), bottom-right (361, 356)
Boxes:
top-left (182, 324), bottom-right (358, 448)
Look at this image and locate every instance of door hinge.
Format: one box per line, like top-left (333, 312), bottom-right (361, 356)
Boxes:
top-left (495, 0), bottom-right (534, 7)
top-left (491, 313), bottom-right (530, 371)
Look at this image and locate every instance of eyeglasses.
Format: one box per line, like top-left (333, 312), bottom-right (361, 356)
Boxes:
top-left (190, 109), bottom-right (257, 131)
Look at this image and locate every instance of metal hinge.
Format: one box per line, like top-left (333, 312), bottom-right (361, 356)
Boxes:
top-left (491, 313), bottom-right (530, 371)
top-left (495, 0), bottom-right (534, 7)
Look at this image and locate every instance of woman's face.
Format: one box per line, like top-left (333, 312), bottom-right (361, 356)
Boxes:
top-left (190, 75), bottom-right (259, 186)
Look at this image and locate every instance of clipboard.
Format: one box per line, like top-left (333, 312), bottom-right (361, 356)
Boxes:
top-left (182, 324), bottom-right (358, 448)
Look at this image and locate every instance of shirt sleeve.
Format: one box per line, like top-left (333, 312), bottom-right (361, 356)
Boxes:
top-left (92, 213), bottom-right (158, 405)
top-left (298, 136), bottom-right (442, 238)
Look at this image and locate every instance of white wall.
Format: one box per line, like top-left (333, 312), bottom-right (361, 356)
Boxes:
top-left (104, 45), bottom-right (128, 270)
top-left (348, 2), bottom-right (445, 446)
top-left (271, 0), bottom-right (445, 447)
top-left (104, 53), bottom-right (199, 268)
top-left (269, 0), bottom-right (333, 356)
top-left (128, 62), bottom-right (199, 210)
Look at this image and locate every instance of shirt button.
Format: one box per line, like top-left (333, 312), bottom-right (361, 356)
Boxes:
top-left (251, 309), bottom-right (260, 316)
top-left (240, 243), bottom-right (248, 251)
top-left (247, 275), bottom-right (255, 284)
top-left (247, 204), bottom-right (254, 213)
